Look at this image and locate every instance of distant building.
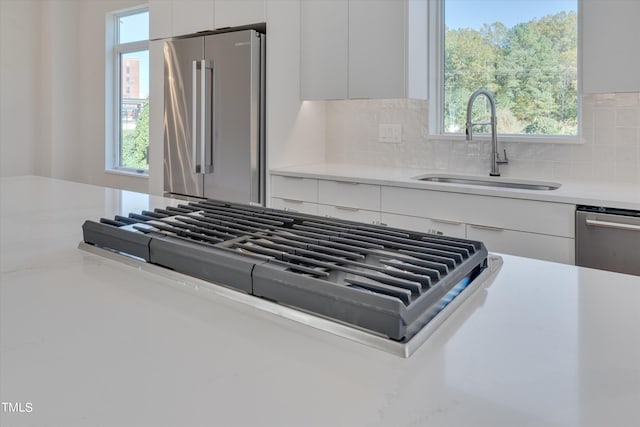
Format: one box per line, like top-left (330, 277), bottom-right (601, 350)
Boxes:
top-left (121, 58), bottom-right (144, 129)
top-left (122, 57), bottom-right (140, 98)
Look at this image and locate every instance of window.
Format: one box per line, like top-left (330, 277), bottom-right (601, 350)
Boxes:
top-left (430, 0), bottom-right (579, 140)
top-left (107, 7), bottom-right (149, 174)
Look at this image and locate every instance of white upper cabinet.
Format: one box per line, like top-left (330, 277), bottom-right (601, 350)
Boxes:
top-left (348, 0), bottom-right (406, 99)
top-left (215, 0), bottom-right (265, 29)
top-left (149, 0), bottom-right (172, 40)
top-left (300, 0), bottom-right (349, 100)
top-left (582, 0), bottom-right (640, 93)
top-left (301, 0), bottom-right (427, 100)
top-left (173, 0), bottom-right (215, 36)
top-left (150, 0), bottom-right (266, 40)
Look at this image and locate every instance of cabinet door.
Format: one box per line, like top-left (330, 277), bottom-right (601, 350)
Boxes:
top-left (173, 0), bottom-right (215, 36)
top-left (318, 204), bottom-right (380, 224)
top-left (271, 176), bottom-right (318, 202)
top-left (466, 225), bottom-right (575, 264)
top-left (300, 0), bottom-right (348, 100)
top-left (582, 0), bottom-right (640, 93)
top-left (381, 186), bottom-right (575, 238)
top-left (381, 213), bottom-right (466, 238)
top-left (348, 0), bottom-right (405, 98)
top-left (215, 0), bottom-right (265, 29)
top-left (271, 198), bottom-right (318, 215)
top-left (149, 0), bottom-right (172, 40)
top-left (318, 180), bottom-right (380, 211)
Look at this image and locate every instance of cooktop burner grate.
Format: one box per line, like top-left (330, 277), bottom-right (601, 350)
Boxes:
top-left (82, 199), bottom-right (488, 342)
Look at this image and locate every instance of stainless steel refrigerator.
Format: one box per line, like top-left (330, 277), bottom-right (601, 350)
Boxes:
top-left (163, 29), bottom-right (265, 204)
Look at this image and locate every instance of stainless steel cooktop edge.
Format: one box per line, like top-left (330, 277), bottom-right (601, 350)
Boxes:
top-left (78, 242), bottom-right (502, 358)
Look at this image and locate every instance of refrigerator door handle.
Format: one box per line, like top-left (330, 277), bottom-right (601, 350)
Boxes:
top-left (199, 59), bottom-right (207, 174)
top-left (192, 60), bottom-right (214, 174)
top-left (205, 59), bottom-right (214, 174)
top-left (192, 60), bottom-right (199, 174)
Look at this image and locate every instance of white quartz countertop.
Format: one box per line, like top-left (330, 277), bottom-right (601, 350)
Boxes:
top-left (1, 176), bottom-right (640, 427)
top-left (270, 163), bottom-right (640, 210)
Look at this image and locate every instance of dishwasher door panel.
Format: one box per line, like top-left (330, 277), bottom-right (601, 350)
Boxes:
top-left (576, 210), bottom-right (640, 276)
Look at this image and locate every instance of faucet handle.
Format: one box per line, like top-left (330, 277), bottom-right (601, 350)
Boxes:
top-left (498, 149), bottom-right (509, 164)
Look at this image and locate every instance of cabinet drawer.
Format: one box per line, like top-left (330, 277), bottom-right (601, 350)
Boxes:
top-left (271, 198), bottom-right (318, 215)
top-left (318, 204), bottom-right (380, 224)
top-left (381, 186), bottom-right (575, 238)
top-left (271, 175), bottom-right (318, 202)
top-left (466, 225), bottom-right (575, 264)
top-left (380, 213), bottom-right (466, 238)
top-left (318, 180), bottom-right (380, 211)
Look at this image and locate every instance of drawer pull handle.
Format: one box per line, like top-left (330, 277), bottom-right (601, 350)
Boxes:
top-left (335, 205), bottom-right (359, 212)
top-left (469, 224), bottom-right (504, 232)
top-left (334, 181), bottom-right (359, 185)
top-left (431, 218), bottom-right (463, 226)
top-left (586, 219), bottom-right (640, 232)
top-left (282, 198), bottom-right (303, 204)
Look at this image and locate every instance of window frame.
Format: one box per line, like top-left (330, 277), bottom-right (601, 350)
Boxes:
top-left (106, 6), bottom-right (150, 176)
top-left (427, 0), bottom-right (583, 144)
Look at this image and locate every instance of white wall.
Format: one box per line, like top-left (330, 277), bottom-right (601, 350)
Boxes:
top-left (147, 39), bottom-right (165, 196)
top-left (0, 0), bottom-right (40, 178)
top-left (324, 95), bottom-right (640, 184)
top-left (264, 0), bottom-right (326, 186)
top-left (58, 0), bottom-right (150, 193)
top-left (40, 0), bottom-right (81, 182)
top-left (0, 0), bottom-right (325, 197)
top-left (76, 0), bottom-right (152, 193)
top-left (0, 0), bottom-right (149, 191)
top-left (2, 0), bottom-right (637, 190)
top-left (321, 0), bottom-right (640, 186)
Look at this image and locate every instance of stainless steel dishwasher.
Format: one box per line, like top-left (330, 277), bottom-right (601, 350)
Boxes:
top-left (576, 206), bottom-right (640, 276)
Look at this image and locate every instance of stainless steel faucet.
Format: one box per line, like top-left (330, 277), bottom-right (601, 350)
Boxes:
top-left (465, 89), bottom-right (508, 176)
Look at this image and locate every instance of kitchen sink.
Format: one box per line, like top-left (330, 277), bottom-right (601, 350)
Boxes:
top-left (412, 174), bottom-right (561, 191)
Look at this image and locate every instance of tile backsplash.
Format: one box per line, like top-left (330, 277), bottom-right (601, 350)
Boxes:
top-left (325, 93), bottom-right (640, 184)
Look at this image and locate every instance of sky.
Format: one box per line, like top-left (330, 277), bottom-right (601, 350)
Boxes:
top-left (119, 11), bottom-right (149, 44)
top-left (445, 0), bottom-right (577, 30)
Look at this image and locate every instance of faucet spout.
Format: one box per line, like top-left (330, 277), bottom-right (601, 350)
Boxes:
top-left (465, 89), bottom-right (508, 176)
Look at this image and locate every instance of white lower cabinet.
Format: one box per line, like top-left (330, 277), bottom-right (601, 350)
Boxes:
top-left (270, 197), bottom-right (318, 215)
top-left (318, 180), bottom-right (380, 211)
top-left (381, 213), bottom-right (466, 238)
top-left (271, 176), bottom-right (318, 202)
top-left (270, 174), bottom-right (577, 264)
top-left (380, 186), bottom-right (574, 238)
top-left (381, 212), bottom-right (575, 263)
top-left (270, 175), bottom-right (319, 215)
top-left (466, 225), bottom-right (575, 264)
top-left (318, 204), bottom-right (380, 224)
top-left (380, 185), bottom-right (575, 264)
top-left (317, 178), bottom-right (381, 223)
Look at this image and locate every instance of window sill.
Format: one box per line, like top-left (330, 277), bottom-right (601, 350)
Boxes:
top-left (105, 168), bottom-right (149, 179)
top-left (428, 133), bottom-right (585, 145)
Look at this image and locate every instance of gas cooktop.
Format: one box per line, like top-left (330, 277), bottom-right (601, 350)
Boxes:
top-left (81, 199), bottom-right (499, 357)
